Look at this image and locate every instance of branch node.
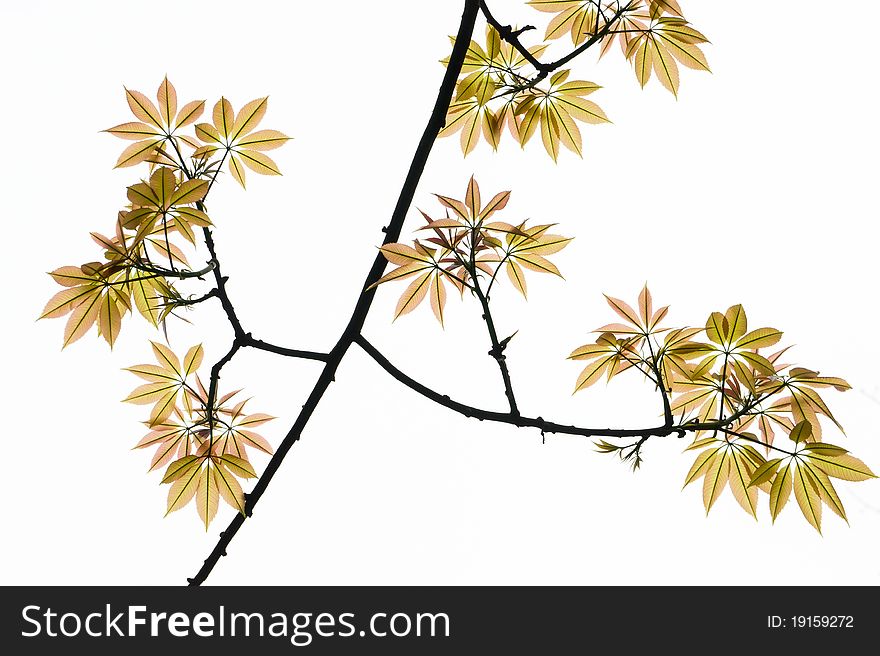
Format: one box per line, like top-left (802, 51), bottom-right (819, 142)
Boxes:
top-left (510, 25), bottom-right (536, 38)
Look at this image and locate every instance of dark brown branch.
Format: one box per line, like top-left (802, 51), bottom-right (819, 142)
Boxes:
top-left (645, 338), bottom-right (673, 428)
top-left (480, 0), bottom-right (636, 78)
top-left (188, 0), bottom-right (482, 586)
top-left (202, 227), bottom-right (246, 341)
top-left (131, 259), bottom-right (217, 280)
top-left (174, 288), bottom-right (219, 307)
top-left (241, 335), bottom-right (328, 363)
top-left (472, 271), bottom-right (519, 415)
top-left (355, 334), bottom-right (677, 440)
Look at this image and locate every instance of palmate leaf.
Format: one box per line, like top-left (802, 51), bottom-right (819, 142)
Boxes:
top-left (106, 77), bottom-right (205, 168)
top-left (40, 266), bottom-right (142, 349)
top-left (624, 15), bottom-right (710, 97)
top-left (194, 96), bottom-right (291, 189)
top-left (124, 167), bottom-right (211, 245)
top-left (375, 178), bottom-right (568, 324)
top-left (137, 367), bottom-right (274, 527)
top-left (527, 1), bottom-right (603, 45)
top-left (516, 77), bottom-right (609, 161)
top-left (123, 341), bottom-right (198, 427)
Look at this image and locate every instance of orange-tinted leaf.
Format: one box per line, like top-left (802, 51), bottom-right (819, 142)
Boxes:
top-left (126, 88), bottom-right (163, 128)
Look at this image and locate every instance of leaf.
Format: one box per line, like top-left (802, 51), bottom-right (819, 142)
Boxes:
top-left (166, 463), bottom-right (201, 515)
top-left (125, 88), bottom-right (163, 128)
top-left (749, 458), bottom-right (782, 487)
top-left (788, 420), bottom-right (812, 444)
top-left (161, 455), bottom-right (200, 484)
top-left (702, 448), bottom-right (730, 513)
top-left (540, 104), bottom-right (561, 161)
top-left (506, 260), bottom-right (527, 298)
top-left (40, 285), bottom-right (98, 319)
top-left (234, 413), bottom-right (275, 428)
top-left (805, 453), bottom-right (876, 482)
top-left (605, 294), bottom-right (642, 329)
top-left (228, 153), bottom-right (246, 188)
top-left (460, 104), bottom-right (482, 155)
top-left (62, 288), bottom-right (102, 347)
top-left (573, 355), bottom-right (615, 392)
top-left (793, 463), bottom-right (822, 532)
top-left (465, 176), bottom-right (481, 218)
top-left (175, 99), bottom-right (205, 129)
top-left (114, 139), bottom-right (161, 168)
top-left (800, 443), bottom-right (848, 457)
top-left (801, 461), bottom-right (847, 522)
top-left (214, 463), bottom-right (246, 513)
top-left (637, 285), bottom-right (653, 326)
top-left (231, 97), bottom-right (268, 141)
top-left (151, 341), bottom-right (181, 374)
top-left (632, 35), bottom-right (654, 88)
top-left (236, 129), bottom-right (291, 151)
top-left (769, 462), bottom-right (793, 522)
top-left (148, 390), bottom-right (179, 427)
top-left (195, 123), bottom-right (223, 144)
top-left (650, 35), bottom-right (680, 96)
top-left (183, 344), bottom-right (204, 377)
top-left (104, 122), bottom-right (162, 140)
top-left (394, 271), bottom-right (432, 319)
top-left (735, 327), bottom-right (782, 350)
top-left (512, 252), bottom-right (561, 276)
top-left (98, 291), bottom-right (122, 348)
top-left (217, 454), bottom-right (257, 478)
top-left (728, 450), bottom-right (758, 518)
top-left (429, 272), bottom-right (447, 326)
top-left (724, 305), bottom-right (748, 343)
top-left (213, 97), bottom-right (235, 139)
top-left (157, 77), bottom-right (177, 127)
top-left (237, 149), bottom-right (281, 176)
top-left (196, 467), bottom-right (220, 530)
top-left (169, 179), bottom-right (208, 205)
top-left (683, 446), bottom-right (722, 487)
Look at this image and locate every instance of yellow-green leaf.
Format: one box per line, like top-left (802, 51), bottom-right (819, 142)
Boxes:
top-left (805, 453), bottom-right (876, 482)
top-left (166, 463), bottom-right (201, 515)
top-left (126, 88), bottom-right (163, 128)
top-left (702, 448), bottom-right (730, 513)
top-left (196, 466), bottom-right (220, 530)
top-left (769, 462), bottom-right (793, 521)
top-left (394, 271), bottom-right (432, 319)
top-left (793, 463), bottom-right (822, 532)
top-left (230, 97), bottom-right (268, 141)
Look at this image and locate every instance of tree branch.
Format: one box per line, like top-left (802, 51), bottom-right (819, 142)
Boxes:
top-left (202, 226), bottom-right (246, 341)
top-left (480, 0), bottom-right (637, 78)
top-left (131, 259), bottom-right (217, 280)
top-left (187, 0), bottom-right (482, 586)
top-left (241, 335), bottom-right (329, 363)
top-left (355, 334), bottom-right (676, 440)
top-left (472, 268), bottom-right (520, 415)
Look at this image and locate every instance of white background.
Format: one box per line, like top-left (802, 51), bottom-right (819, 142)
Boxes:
top-left (2, 1), bottom-right (878, 585)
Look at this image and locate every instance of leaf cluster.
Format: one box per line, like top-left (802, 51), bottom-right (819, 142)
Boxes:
top-left (40, 77), bottom-right (291, 348)
top-left (441, 1), bottom-right (709, 158)
top-left (570, 286), bottom-right (875, 531)
top-left (124, 342), bottom-right (275, 529)
top-left (373, 177), bottom-right (571, 324)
